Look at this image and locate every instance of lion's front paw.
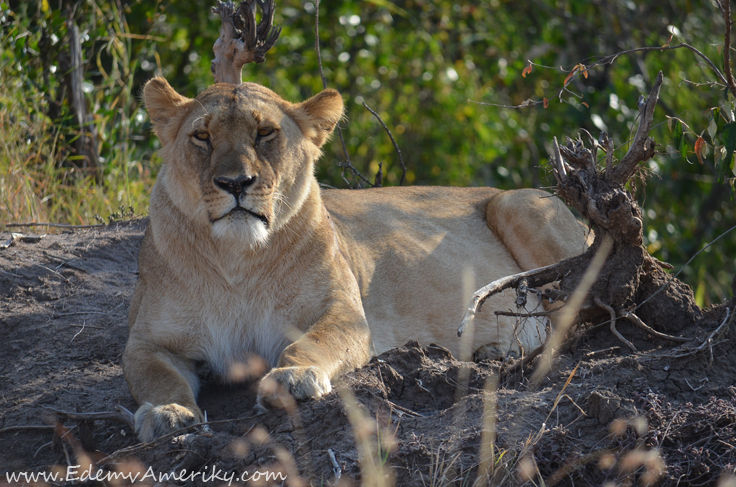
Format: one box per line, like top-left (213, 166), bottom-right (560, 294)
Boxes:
top-left (257, 366), bottom-right (332, 409)
top-left (134, 402), bottom-right (203, 443)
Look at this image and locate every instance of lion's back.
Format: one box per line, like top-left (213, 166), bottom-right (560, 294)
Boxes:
top-left (322, 186), bottom-right (528, 356)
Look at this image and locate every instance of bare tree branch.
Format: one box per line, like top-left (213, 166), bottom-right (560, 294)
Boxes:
top-left (6, 222), bottom-right (106, 229)
top-left (210, 0), bottom-right (281, 85)
top-left (363, 102), bottom-right (407, 185)
top-left (621, 310), bottom-right (690, 343)
top-left (470, 43), bottom-right (723, 110)
top-left (313, 0), bottom-right (371, 188)
top-left (457, 253), bottom-right (589, 337)
top-left (607, 71), bottom-right (663, 185)
top-left (720, 0), bottom-right (736, 98)
top-left (595, 297), bottom-right (636, 352)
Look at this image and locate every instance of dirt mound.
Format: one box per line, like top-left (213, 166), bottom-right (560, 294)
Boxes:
top-left (1, 221), bottom-right (735, 486)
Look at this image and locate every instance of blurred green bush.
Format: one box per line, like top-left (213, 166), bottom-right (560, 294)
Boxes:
top-left (0, 0), bottom-right (733, 305)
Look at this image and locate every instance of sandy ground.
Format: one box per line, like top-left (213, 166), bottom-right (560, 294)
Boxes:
top-left (1, 219), bottom-right (735, 486)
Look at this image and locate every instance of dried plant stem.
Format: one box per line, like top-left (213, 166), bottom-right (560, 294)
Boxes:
top-left (720, 0), bottom-right (736, 98)
top-left (45, 405), bottom-right (136, 431)
top-left (595, 297), bottom-right (636, 352)
top-left (210, 0), bottom-right (281, 85)
top-left (470, 43), bottom-right (726, 109)
top-left (458, 253), bottom-right (589, 337)
top-left (313, 0), bottom-right (370, 188)
top-left (621, 311), bottom-right (691, 343)
top-left (6, 222), bottom-right (105, 229)
top-left (362, 102), bottom-right (406, 185)
top-left (530, 236), bottom-right (613, 386)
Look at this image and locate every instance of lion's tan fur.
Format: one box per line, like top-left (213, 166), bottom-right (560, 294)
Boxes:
top-left (123, 78), bottom-right (588, 442)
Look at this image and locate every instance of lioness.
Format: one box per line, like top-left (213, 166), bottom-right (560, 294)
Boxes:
top-left (123, 78), bottom-right (588, 442)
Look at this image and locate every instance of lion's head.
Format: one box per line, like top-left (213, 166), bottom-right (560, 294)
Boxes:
top-left (143, 78), bottom-right (343, 248)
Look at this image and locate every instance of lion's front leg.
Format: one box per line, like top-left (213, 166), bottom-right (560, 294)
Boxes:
top-left (122, 338), bottom-right (203, 442)
top-left (257, 296), bottom-right (372, 408)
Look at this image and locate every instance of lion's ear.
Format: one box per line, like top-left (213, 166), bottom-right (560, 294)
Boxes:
top-left (294, 89), bottom-right (344, 147)
top-left (144, 77), bottom-right (192, 145)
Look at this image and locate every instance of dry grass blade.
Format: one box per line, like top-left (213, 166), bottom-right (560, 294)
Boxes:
top-left (531, 234), bottom-right (613, 387)
top-left (337, 385), bottom-right (394, 487)
top-left (543, 362), bottom-right (580, 426)
top-left (475, 374), bottom-right (501, 486)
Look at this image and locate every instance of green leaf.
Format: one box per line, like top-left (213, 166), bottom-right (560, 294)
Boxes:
top-left (673, 120), bottom-right (683, 153)
top-left (708, 117), bottom-right (717, 143)
top-left (720, 121), bottom-right (736, 182)
top-left (715, 145), bottom-right (725, 167)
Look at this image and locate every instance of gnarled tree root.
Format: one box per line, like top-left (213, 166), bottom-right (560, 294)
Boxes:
top-left (462, 70), bottom-right (709, 357)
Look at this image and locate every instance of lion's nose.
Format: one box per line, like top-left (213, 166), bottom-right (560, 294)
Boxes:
top-left (214, 175), bottom-right (256, 198)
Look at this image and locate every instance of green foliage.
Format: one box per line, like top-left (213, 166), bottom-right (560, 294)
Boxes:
top-left (1, 0), bottom-right (734, 304)
top-left (720, 121), bottom-right (736, 182)
top-left (0, 0), bottom-right (157, 223)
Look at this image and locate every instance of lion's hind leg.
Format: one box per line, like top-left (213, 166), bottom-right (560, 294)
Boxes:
top-left (485, 189), bottom-right (590, 271)
top-left (472, 189), bottom-right (588, 360)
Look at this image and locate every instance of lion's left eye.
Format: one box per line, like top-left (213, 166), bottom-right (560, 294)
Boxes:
top-left (194, 132), bottom-right (210, 141)
top-left (257, 127), bottom-right (274, 138)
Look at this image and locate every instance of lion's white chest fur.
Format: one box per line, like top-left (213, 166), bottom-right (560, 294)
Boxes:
top-left (182, 273), bottom-right (291, 378)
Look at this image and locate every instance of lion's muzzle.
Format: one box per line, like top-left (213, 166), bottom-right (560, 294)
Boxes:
top-left (214, 175), bottom-right (256, 198)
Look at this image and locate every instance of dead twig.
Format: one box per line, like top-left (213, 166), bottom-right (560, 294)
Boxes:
top-left (470, 43), bottom-right (726, 110)
top-left (70, 321), bottom-right (86, 342)
top-left (363, 101), bottom-right (407, 185)
top-left (97, 412), bottom-right (264, 465)
top-left (313, 0), bottom-right (371, 188)
top-left (45, 405), bottom-right (136, 431)
top-left (621, 310), bottom-right (691, 343)
top-left (719, 0), bottom-right (736, 99)
top-left (6, 222), bottom-right (105, 229)
top-left (494, 307), bottom-right (564, 318)
top-left (600, 132), bottom-right (614, 174)
top-left (499, 340), bottom-right (547, 382)
top-left (670, 307), bottom-right (732, 359)
top-left (43, 251), bottom-right (88, 273)
top-left (66, 323), bottom-right (104, 329)
top-left (458, 253), bottom-right (588, 337)
top-left (584, 346), bottom-right (621, 359)
top-left (34, 440), bottom-right (54, 457)
top-left (314, 0), bottom-right (328, 92)
top-left (210, 0), bottom-right (281, 85)
top-left (607, 71), bottom-right (663, 185)
top-left (594, 297), bottom-right (636, 352)
top-left (387, 400), bottom-right (425, 418)
top-left (53, 310), bottom-right (106, 317)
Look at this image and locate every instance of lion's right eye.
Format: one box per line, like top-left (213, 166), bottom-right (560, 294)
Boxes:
top-left (194, 132), bottom-right (210, 142)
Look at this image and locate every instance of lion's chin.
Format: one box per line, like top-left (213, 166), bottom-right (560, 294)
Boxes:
top-left (211, 214), bottom-right (270, 249)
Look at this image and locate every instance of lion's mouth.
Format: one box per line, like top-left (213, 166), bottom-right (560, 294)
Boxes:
top-left (214, 206), bottom-right (269, 228)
